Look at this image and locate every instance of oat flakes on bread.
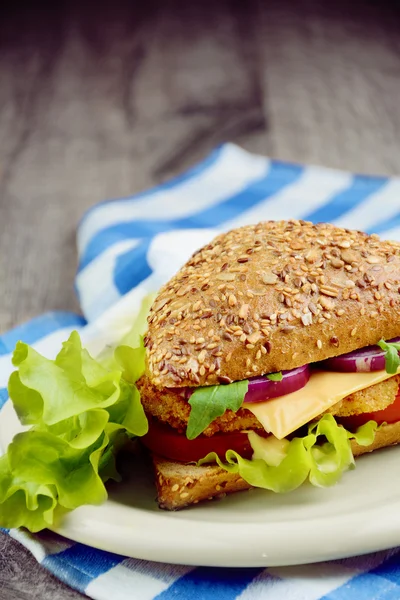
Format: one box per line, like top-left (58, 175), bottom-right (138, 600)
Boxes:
top-left (153, 455), bottom-right (252, 511)
top-left (144, 220), bottom-right (400, 388)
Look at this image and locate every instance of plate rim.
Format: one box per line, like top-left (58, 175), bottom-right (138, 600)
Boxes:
top-left (50, 488), bottom-right (400, 567)
top-left (2, 399), bottom-right (400, 567)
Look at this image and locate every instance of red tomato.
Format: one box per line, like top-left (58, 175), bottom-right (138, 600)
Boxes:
top-left (141, 419), bottom-right (253, 462)
top-left (340, 389), bottom-right (400, 430)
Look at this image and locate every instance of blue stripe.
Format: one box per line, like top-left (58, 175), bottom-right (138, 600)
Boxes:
top-left (0, 312), bottom-right (86, 356)
top-left (113, 239), bottom-right (152, 295)
top-left (79, 161), bottom-right (304, 271)
top-left (79, 145), bottom-right (225, 229)
top-left (323, 572), bottom-right (399, 600)
top-left (154, 567), bottom-right (265, 600)
top-left (42, 543), bottom-right (124, 592)
top-left (370, 551), bottom-right (400, 586)
top-left (367, 211), bottom-right (400, 235)
top-left (0, 338), bottom-right (7, 355)
top-left (0, 389), bottom-right (8, 409)
top-left (303, 175), bottom-right (388, 224)
top-left (322, 552), bottom-right (400, 600)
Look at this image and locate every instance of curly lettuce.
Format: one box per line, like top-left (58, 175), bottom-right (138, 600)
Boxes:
top-left (0, 324), bottom-right (148, 532)
top-left (199, 414), bottom-right (378, 492)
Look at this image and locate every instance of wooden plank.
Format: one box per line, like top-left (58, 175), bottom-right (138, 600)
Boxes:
top-left (0, 0), bottom-right (266, 332)
top-left (0, 533), bottom-right (85, 599)
top-left (258, 0), bottom-right (400, 174)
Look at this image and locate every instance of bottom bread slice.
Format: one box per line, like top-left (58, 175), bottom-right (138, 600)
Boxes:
top-left (153, 421), bottom-right (400, 510)
top-left (350, 420), bottom-right (400, 456)
top-left (153, 456), bottom-right (252, 510)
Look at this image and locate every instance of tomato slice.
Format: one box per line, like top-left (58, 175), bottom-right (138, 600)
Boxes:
top-left (143, 388), bottom-right (400, 462)
top-left (141, 419), bottom-right (253, 462)
top-left (340, 389), bottom-right (400, 430)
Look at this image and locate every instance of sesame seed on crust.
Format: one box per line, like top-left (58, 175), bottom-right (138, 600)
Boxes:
top-left (145, 220), bottom-right (400, 388)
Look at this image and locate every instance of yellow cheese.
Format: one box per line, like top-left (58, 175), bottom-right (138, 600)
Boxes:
top-left (246, 369), bottom-right (398, 440)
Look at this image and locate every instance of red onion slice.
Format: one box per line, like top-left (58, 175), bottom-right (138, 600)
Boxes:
top-left (182, 364), bottom-right (311, 402)
top-left (320, 337), bottom-right (400, 373)
top-left (243, 364), bottom-right (311, 403)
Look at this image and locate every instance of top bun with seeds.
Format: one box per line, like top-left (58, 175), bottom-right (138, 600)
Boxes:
top-left (144, 220), bottom-right (400, 388)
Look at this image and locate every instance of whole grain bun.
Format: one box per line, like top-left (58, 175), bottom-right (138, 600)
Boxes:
top-left (153, 422), bottom-right (400, 510)
top-left (145, 220), bottom-right (400, 389)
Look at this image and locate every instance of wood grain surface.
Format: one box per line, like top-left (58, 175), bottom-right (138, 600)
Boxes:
top-left (1, 0), bottom-right (400, 597)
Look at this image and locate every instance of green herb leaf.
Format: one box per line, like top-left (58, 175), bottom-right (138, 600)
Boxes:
top-left (186, 380), bottom-right (248, 440)
top-left (1, 323), bottom-right (148, 532)
top-left (199, 414), bottom-right (378, 492)
top-left (378, 339), bottom-right (400, 374)
top-left (266, 372), bottom-right (283, 382)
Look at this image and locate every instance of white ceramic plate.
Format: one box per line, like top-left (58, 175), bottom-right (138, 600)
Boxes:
top-left (1, 399), bottom-right (400, 567)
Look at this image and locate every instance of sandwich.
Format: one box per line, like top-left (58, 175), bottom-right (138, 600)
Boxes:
top-left (137, 219), bottom-right (400, 509)
top-left (4, 218), bottom-right (400, 533)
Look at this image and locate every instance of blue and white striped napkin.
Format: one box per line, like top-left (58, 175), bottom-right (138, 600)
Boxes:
top-left (2, 143), bottom-right (400, 600)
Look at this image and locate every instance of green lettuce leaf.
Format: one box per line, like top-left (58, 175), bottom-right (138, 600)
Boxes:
top-left (266, 372), bottom-right (283, 382)
top-left (199, 414), bottom-right (378, 492)
top-left (377, 339), bottom-right (400, 374)
top-left (0, 324), bottom-right (148, 532)
top-left (98, 293), bottom-right (155, 373)
top-left (186, 380), bottom-right (248, 440)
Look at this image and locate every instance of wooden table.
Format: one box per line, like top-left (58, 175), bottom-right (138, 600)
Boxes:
top-left (1, 0), bottom-right (400, 597)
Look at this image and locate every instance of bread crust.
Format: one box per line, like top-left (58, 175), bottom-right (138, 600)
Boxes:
top-left (154, 422), bottom-right (400, 510)
top-left (144, 220), bottom-right (400, 388)
top-left (153, 455), bottom-right (252, 510)
top-left (327, 374), bottom-right (400, 418)
top-left (351, 421), bottom-right (400, 456)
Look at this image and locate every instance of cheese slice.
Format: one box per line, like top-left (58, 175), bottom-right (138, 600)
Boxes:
top-left (246, 369), bottom-right (399, 440)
